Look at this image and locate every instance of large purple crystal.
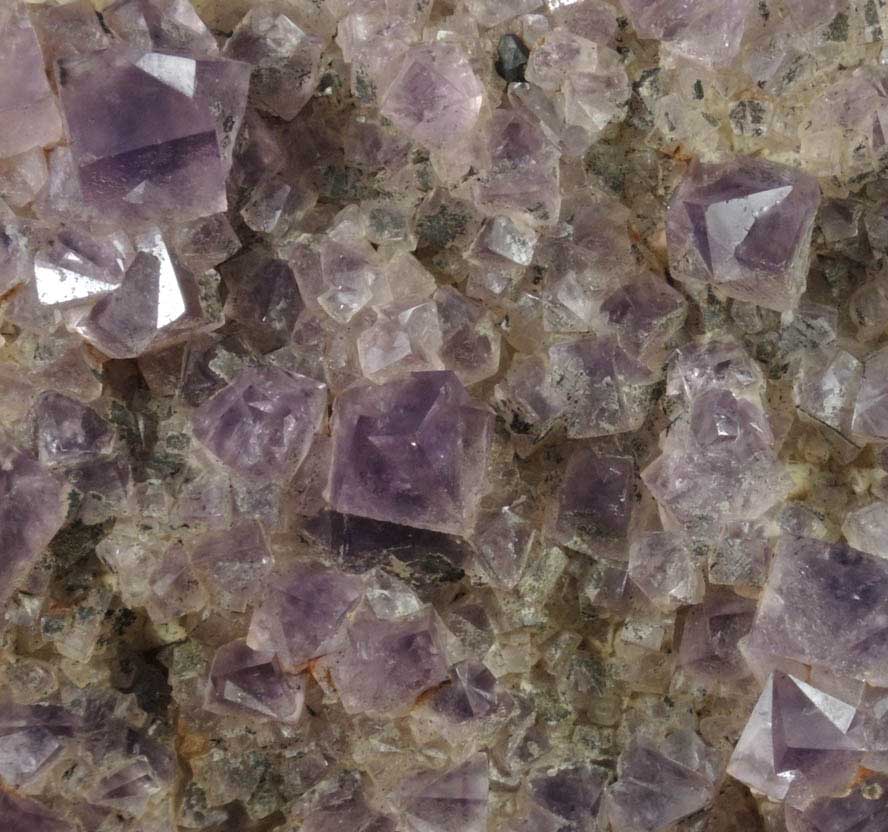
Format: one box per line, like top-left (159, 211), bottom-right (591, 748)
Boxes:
top-left (747, 536), bottom-right (888, 686)
top-left (667, 157), bottom-right (820, 311)
top-left (327, 371), bottom-right (493, 536)
top-left (56, 47), bottom-right (249, 223)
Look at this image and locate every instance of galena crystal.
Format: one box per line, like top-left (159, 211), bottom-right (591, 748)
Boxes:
top-left (667, 157), bottom-right (821, 312)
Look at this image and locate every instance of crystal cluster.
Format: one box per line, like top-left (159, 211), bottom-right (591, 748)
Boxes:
top-left (3, 0), bottom-right (888, 830)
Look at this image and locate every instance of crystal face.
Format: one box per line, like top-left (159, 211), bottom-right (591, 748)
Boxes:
top-left (327, 371), bottom-right (493, 535)
top-left (667, 157), bottom-right (821, 311)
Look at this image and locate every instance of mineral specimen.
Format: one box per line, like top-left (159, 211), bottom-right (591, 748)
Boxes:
top-left (5, 0), bottom-right (888, 829)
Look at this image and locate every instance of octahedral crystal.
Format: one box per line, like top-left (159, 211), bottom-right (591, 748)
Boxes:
top-left (851, 345), bottom-right (888, 441)
top-left (192, 365), bottom-right (327, 480)
top-left (606, 731), bottom-right (721, 832)
top-left (728, 671), bottom-right (872, 804)
top-left (0, 439), bottom-right (69, 610)
top-left (748, 536), bottom-right (888, 686)
top-left (667, 157), bottom-right (820, 312)
top-left (103, 0), bottom-right (220, 55)
top-left (205, 639), bottom-right (304, 723)
top-left (380, 43), bottom-right (484, 150)
top-left (0, 789), bottom-right (73, 832)
top-left (545, 449), bottom-right (636, 559)
top-left (785, 775), bottom-right (888, 832)
top-left (629, 530), bottom-right (705, 611)
top-left (0, 2), bottom-right (63, 159)
top-left (56, 47), bottom-right (249, 223)
top-left (327, 371), bottom-right (493, 535)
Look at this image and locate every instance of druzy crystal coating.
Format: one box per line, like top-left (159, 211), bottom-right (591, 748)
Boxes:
top-left (5, 0), bottom-right (888, 829)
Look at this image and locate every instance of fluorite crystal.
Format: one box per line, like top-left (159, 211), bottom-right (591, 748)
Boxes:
top-left (379, 44), bottom-right (484, 149)
top-left (667, 157), bottom-right (820, 312)
top-left (192, 366), bottom-right (327, 480)
top-left (0, 3), bottom-right (63, 159)
top-left (56, 47), bottom-right (249, 223)
top-left (327, 371), bottom-right (493, 535)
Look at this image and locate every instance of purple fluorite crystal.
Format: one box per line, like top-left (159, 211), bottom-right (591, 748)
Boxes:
top-left (0, 3), bottom-right (63, 159)
top-left (747, 536), bottom-right (888, 686)
top-left (545, 450), bottom-right (636, 558)
top-left (0, 439), bottom-right (69, 609)
top-left (667, 157), bottom-right (820, 311)
top-left (205, 639), bottom-right (304, 723)
top-left (0, 790), bottom-right (73, 832)
top-left (317, 605), bottom-right (449, 716)
top-left (192, 366), bottom-right (327, 480)
top-left (729, 671), bottom-right (871, 804)
top-left (103, 0), bottom-right (220, 56)
top-left (33, 392), bottom-right (113, 467)
top-left (606, 731), bottom-right (721, 832)
top-left (393, 753), bottom-right (489, 832)
top-left (247, 561), bottom-right (363, 671)
top-left (380, 43), bottom-right (484, 149)
top-left (56, 47), bottom-right (249, 223)
top-left (327, 371), bottom-right (493, 536)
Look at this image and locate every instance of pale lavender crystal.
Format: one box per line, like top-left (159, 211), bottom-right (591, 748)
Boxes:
top-left (606, 731), bottom-right (721, 832)
top-left (544, 450), bottom-right (636, 559)
top-left (393, 753), bottom-right (489, 832)
top-left (0, 209), bottom-right (32, 295)
top-left (190, 520), bottom-right (273, 613)
top-left (318, 606), bottom-right (449, 716)
top-left (851, 345), bottom-right (888, 441)
top-left (380, 43), bottom-right (484, 149)
top-left (56, 48), bottom-right (249, 224)
top-left (90, 758), bottom-right (162, 816)
top-left (75, 230), bottom-right (217, 359)
top-left (795, 347), bottom-right (863, 440)
top-left (29, 0), bottom-right (109, 67)
top-left (145, 542), bottom-right (207, 623)
top-left (247, 561), bottom-right (363, 671)
top-left (103, 0), bottom-right (219, 56)
top-left (667, 157), bottom-right (820, 311)
top-left (0, 3), bottom-right (63, 159)
top-left (785, 775), bottom-right (888, 832)
top-left (0, 439), bottom-right (69, 609)
top-left (678, 588), bottom-right (755, 685)
top-left (205, 639), bottom-right (304, 723)
top-left (600, 275), bottom-right (687, 366)
top-left (0, 790), bottom-right (74, 832)
top-left (747, 537), bottom-right (888, 686)
top-left (0, 704), bottom-right (77, 787)
top-left (434, 286), bottom-right (501, 386)
top-left (328, 371), bottom-right (493, 536)
top-left (192, 366), bottom-right (326, 480)
top-left (302, 777), bottom-right (396, 832)
top-left (0, 148), bottom-right (47, 209)
top-left (549, 337), bottom-right (658, 439)
top-left (629, 531), bottom-right (705, 611)
top-left (620, 0), bottom-right (754, 68)
top-left (667, 338), bottom-right (764, 402)
top-left (171, 213), bottom-right (241, 274)
top-left (472, 505), bottom-right (535, 589)
top-left (224, 6), bottom-right (323, 120)
top-left (728, 671), bottom-right (870, 804)
top-left (34, 392), bottom-right (113, 467)
top-left (474, 108), bottom-right (561, 226)
top-left (643, 388), bottom-right (789, 530)
top-left (465, 0), bottom-right (542, 27)
top-left (530, 765), bottom-right (608, 829)
top-left (428, 660), bottom-right (504, 724)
